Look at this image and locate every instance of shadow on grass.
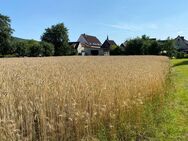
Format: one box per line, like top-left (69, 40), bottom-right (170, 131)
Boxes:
top-left (173, 60), bottom-right (188, 67)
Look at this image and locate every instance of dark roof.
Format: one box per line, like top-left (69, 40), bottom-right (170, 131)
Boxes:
top-left (175, 36), bottom-right (188, 50)
top-left (82, 34), bottom-right (102, 45)
top-left (107, 40), bottom-right (117, 46)
top-left (176, 36), bottom-right (188, 45)
top-left (101, 39), bottom-right (117, 49)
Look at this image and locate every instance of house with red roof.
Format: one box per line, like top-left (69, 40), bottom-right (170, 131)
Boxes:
top-left (77, 34), bottom-right (104, 55)
top-left (69, 34), bottom-right (117, 56)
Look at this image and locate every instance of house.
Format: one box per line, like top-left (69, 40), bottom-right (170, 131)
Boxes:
top-left (77, 34), bottom-right (104, 55)
top-left (101, 36), bottom-right (117, 55)
top-left (174, 36), bottom-right (188, 53)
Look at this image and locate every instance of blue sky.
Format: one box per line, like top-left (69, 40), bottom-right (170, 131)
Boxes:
top-left (1, 0), bottom-right (188, 44)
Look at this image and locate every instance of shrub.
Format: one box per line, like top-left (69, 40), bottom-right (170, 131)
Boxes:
top-left (26, 41), bottom-right (42, 57)
top-left (40, 41), bottom-right (54, 56)
top-left (175, 51), bottom-right (185, 59)
top-left (12, 41), bottom-right (27, 57)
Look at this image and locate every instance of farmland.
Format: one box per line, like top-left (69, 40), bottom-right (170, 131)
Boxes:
top-left (0, 56), bottom-right (170, 141)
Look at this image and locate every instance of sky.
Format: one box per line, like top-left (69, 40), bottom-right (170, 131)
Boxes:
top-left (1, 0), bottom-right (188, 44)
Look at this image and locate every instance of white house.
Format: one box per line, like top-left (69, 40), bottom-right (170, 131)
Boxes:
top-left (77, 34), bottom-right (104, 55)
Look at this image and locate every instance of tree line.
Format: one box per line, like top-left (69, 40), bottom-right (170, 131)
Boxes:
top-left (0, 13), bottom-right (72, 57)
top-left (114, 35), bottom-right (177, 57)
top-left (0, 13), bottom-right (177, 57)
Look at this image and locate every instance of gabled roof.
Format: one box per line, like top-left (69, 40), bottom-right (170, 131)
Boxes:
top-left (106, 40), bottom-right (117, 46)
top-left (175, 36), bottom-right (188, 50)
top-left (101, 39), bottom-right (117, 49)
top-left (81, 34), bottom-right (102, 46)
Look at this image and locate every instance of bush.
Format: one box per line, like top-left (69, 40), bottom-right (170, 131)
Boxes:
top-left (26, 41), bottom-right (42, 57)
top-left (110, 46), bottom-right (123, 55)
top-left (40, 41), bottom-right (54, 56)
top-left (12, 41), bottom-right (27, 57)
top-left (175, 51), bottom-right (185, 59)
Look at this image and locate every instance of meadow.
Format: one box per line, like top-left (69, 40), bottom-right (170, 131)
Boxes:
top-left (0, 56), bottom-right (170, 141)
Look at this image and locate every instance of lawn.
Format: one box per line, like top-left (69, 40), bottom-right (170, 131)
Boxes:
top-left (166, 59), bottom-right (188, 140)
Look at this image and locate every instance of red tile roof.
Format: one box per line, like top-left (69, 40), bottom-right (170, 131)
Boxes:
top-left (82, 34), bottom-right (102, 46)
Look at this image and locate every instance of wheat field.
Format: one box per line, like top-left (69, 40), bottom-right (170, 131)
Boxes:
top-left (0, 56), bottom-right (170, 141)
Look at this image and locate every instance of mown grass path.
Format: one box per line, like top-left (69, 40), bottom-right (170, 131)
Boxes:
top-left (169, 59), bottom-right (188, 140)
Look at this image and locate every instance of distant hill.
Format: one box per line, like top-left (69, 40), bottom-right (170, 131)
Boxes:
top-left (12, 37), bottom-right (39, 42)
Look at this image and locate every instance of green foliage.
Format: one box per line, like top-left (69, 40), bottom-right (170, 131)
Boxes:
top-left (124, 35), bottom-right (172, 56)
top-left (11, 40), bottom-right (55, 57)
top-left (41, 23), bottom-right (70, 56)
top-left (26, 40), bottom-right (42, 57)
top-left (12, 41), bottom-right (27, 57)
top-left (110, 45), bottom-right (123, 55)
top-left (148, 41), bottom-right (161, 55)
top-left (125, 37), bottom-right (143, 55)
top-left (160, 38), bottom-right (176, 57)
top-left (174, 51), bottom-right (185, 59)
top-left (0, 13), bottom-right (13, 55)
top-left (167, 59), bottom-right (188, 140)
top-left (40, 41), bottom-right (54, 56)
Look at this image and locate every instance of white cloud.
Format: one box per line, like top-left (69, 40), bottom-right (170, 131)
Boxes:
top-left (103, 23), bottom-right (159, 31)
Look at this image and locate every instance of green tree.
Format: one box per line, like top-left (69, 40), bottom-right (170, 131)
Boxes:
top-left (40, 41), bottom-right (54, 56)
top-left (13, 41), bottom-right (27, 57)
top-left (26, 40), bottom-right (42, 57)
top-left (124, 35), bottom-right (161, 55)
top-left (0, 13), bottom-right (13, 55)
top-left (160, 38), bottom-right (175, 57)
top-left (41, 23), bottom-right (70, 56)
top-left (110, 45), bottom-right (123, 55)
top-left (125, 38), bottom-right (143, 55)
top-left (148, 40), bottom-right (160, 55)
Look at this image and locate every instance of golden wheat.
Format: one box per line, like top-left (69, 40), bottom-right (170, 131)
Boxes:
top-left (0, 56), bottom-right (170, 141)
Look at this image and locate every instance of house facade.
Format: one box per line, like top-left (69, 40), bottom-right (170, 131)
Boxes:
top-left (101, 36), bottom-right (117, 55)
top-left (69, 34), bottom-right (117, 56)
top-left (174, 36), bottom-right (188, 53)
top-left (77, 34), bottom-right (104, 55)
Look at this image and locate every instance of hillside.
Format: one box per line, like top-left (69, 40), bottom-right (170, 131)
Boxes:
top-left (12, 37), bottom-right (39, 42)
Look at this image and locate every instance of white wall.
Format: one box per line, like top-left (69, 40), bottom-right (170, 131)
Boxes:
top-left (77, 43), bottom-right (105, 55)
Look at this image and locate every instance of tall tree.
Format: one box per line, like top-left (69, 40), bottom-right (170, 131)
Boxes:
top-left (41, 23), bottom-right (69, 56)
top-left (160, 38), bottom-right (175, 57)
top-left (0, 13), bottom-right (13, 55)
top-left (125, 37), bottom-right (143, 55)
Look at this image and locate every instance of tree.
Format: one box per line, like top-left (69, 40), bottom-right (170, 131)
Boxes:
top-left (13, 41), bottom-right (27, 57)
top-left (160, 38), bottom-right (175, 57)
top-left (41, 23), bottom-right (70, 56)
top-left (125, 38), bottom-right (143, 55)
top-left (26, 40), bottom-right (42, 57)
top-left (124, 35), bottom-right (162, 55)
top-left (148, 41), bottom-right (160, 55)
top-left (40, 41), bottom-right (54, 56)
top-left (0, 13), bottom-right (13, 55)
top-left (110, 45), bottom-right (123, 55)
